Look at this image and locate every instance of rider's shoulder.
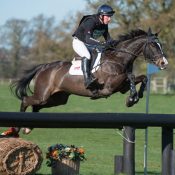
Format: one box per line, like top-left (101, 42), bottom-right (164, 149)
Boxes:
top-left (79, 14), bottom-right (98, 24)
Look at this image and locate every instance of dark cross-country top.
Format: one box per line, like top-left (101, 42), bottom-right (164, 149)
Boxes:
top-left (72, 14), bottom-right (111, 45)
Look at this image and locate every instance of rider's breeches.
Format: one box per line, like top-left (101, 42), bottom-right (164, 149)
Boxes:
top-left (72, 37), bottom-right (91, 59)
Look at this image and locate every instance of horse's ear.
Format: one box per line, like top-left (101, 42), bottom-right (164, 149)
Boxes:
top-left (155, 29), bottom-right (161, 36)
top-left (147, 27), bottom-right (152, 36)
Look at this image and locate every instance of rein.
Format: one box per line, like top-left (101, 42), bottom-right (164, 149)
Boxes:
top-left (115, 49), bottom-right (139, 57)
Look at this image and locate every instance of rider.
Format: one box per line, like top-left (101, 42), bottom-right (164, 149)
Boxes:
top-left (72, 4), bottom-right (115, 89)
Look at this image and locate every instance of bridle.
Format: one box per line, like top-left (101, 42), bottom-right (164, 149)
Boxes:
top-left (143, 37), bottom-right (165, 62)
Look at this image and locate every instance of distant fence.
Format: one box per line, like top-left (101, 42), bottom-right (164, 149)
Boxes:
top-left (0, 112), bottom-right (174, 175)
top-left (0, 78), bottom-right (13, 84)
top-left (151, 77), bottom-right (168, 94)
top-left (151, 77), bottom-right (175, 94)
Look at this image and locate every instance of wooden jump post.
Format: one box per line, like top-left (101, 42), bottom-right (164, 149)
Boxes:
top-left (0, 112), bottom-right (174, 175)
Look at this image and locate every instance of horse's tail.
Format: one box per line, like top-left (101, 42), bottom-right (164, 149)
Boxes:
top-left (11, 64), bottom-right (44, 100)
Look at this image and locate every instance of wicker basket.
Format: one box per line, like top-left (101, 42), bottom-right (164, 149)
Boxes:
top-left (0, 138), bottom-right (43, 175)
top-left (51, 159), bottom-right (80, 175)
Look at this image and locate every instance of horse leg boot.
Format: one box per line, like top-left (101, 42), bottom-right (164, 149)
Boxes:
top-left (126, 73), bottom-right (139, 107)
top-left (138, 76), bottom-right (148, 98)
top-left (81, 57), bottom-right (96, 89)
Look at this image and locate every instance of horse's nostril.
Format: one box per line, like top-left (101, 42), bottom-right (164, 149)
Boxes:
top-left (161, 61), bottom-right (165, 65)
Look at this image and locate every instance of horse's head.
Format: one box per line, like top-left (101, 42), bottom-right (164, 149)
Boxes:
top-left (143, 28), bottom-right (168, 69)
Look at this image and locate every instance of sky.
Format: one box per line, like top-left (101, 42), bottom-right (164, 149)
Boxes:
top-left (0, 0), bottom-right (87, 25)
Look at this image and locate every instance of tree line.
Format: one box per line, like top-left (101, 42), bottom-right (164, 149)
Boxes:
top-left (0, 0), bottom-right (174, 83)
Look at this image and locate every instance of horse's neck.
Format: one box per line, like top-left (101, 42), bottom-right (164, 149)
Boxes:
top-left (125, 37), bottom-right (146, 56)
top-left (102, 37), bottom-right (147, 64)
top-left (101, 38), bottom-right (147, 70)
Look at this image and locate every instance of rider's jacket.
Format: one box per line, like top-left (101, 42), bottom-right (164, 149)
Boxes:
top-left (72, 14), bottom-right (111, 46)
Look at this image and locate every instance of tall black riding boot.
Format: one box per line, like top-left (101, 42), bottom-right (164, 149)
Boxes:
top-left (81, 57), bottom-right (96, 89)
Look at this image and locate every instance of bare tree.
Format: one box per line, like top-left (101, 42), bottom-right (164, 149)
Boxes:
top-left (0, 19), bottom-right (29, 77)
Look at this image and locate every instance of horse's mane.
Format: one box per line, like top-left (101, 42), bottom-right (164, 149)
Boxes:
top-left (104, 29), bottom-right (148, 56)
top-left (117, 29), bottom-right (147, 43)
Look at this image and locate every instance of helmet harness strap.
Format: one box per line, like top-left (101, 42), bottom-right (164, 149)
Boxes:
top-left (99, 15), bottom-right (105, 24)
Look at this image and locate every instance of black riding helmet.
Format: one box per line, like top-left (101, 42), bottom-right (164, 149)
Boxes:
top-left (97, 4), bottom-right (115, 17)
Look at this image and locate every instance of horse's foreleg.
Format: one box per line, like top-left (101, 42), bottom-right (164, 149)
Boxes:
top-left (137, 75), bottom-right (148, 98)
top-left (126, 74), bottom-right (148, 107)
top-left (128, 73), bottom-right (137, 97)
top-left (125, 73), bottom-right (139, 107)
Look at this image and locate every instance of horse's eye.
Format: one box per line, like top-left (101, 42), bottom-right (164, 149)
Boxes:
top-left (150, 43), bottom-right (156, 47)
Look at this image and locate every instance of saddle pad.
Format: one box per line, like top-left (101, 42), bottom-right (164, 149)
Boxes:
top-left (69, 52), bottom-right (101, 75)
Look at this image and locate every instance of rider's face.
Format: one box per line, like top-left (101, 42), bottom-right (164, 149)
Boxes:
top-left (102, 15), bottom-right (111, 24)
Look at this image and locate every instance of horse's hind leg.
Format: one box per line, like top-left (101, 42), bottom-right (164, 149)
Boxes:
top-left (20, 95), bottom-right (48, 135)
top-left (21, 105), bottom-right (40, 135)
top-left (22, 92), bottom-right (71, 134)
top-left (0, 97), bottom-right (31, 137)
top-left (6, 96), bottom-right (39, 136)
top-left (20, 95), bottom-right (43, 112)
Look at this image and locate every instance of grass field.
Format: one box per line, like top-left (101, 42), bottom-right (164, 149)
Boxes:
top-left (0, 83), bottom-right (175, 175)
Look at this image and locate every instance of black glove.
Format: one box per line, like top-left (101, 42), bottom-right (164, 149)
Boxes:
top-left (96, 41), bottom-right (114, 51)
top-left (106, 40), bottom-right (118, 47)
top-left (94, 42), bottom-right (109, 51)
top-left (101, 42), bottom-right (109, 48)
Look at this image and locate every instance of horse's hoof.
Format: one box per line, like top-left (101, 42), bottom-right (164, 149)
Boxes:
top-left (126, 97), bottom-right (135, 107)
top-left (22, 128), bottom-right (32, 134)
top-left (138, 92), bottom-right (143, 98)
top-left (134, 96), bottom-right (139, 103)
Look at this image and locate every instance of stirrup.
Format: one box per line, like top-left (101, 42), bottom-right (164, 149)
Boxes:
top-left (85, 77), bottom-right (97, 89)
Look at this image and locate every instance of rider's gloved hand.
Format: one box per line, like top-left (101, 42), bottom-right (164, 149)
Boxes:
top-left (106, 40), bottom-right (118, 47)
top-left (100, 42), bottom-right (109, 48)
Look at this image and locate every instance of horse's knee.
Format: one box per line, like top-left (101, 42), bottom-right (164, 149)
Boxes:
top-left (143, 76), bottom-right (148, 84)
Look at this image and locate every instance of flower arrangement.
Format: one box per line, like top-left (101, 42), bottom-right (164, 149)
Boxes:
top-left (46, 144), bottom-right (86, 167)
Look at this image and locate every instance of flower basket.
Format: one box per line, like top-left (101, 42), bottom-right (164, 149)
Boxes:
top-left (46, 144), bottom-right (86, 175)
top-left (51, 159), bottom-right (80, 175)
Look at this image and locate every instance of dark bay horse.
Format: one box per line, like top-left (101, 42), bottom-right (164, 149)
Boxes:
top-left (9, 28), bottom-right (168, 134)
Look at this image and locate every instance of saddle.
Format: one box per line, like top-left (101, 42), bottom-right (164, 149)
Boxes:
top-left (69, 46), bottom-right (102, 75)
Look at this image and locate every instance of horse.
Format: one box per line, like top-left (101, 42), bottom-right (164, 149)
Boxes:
top-left (6, 28), bottom-right (168, 136)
